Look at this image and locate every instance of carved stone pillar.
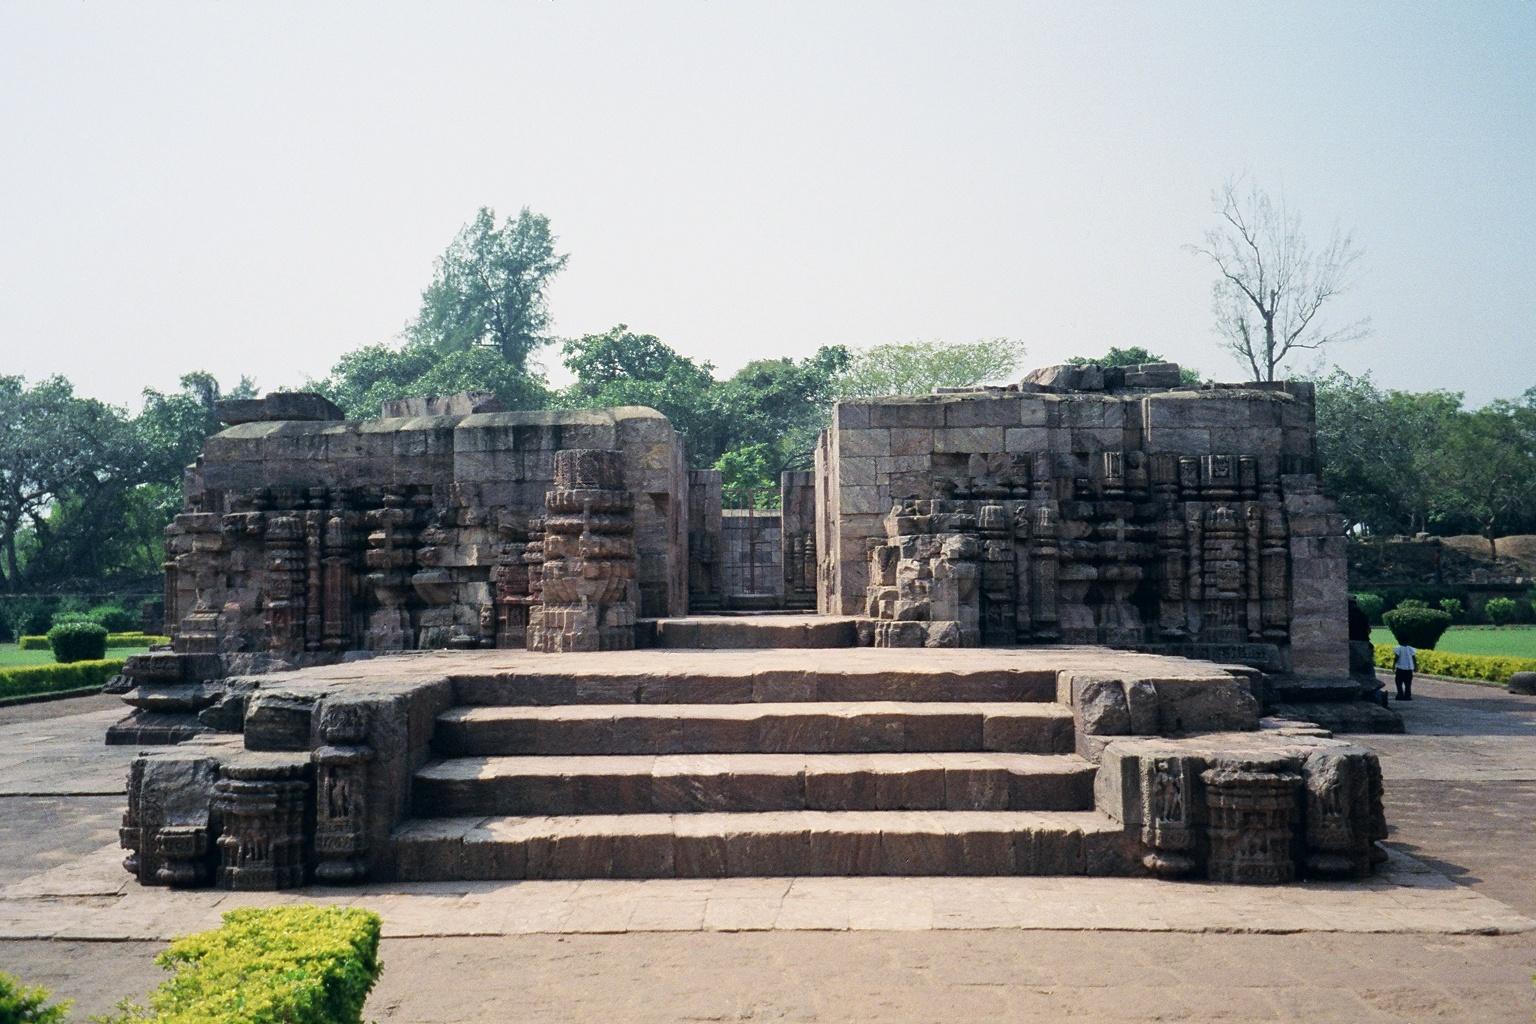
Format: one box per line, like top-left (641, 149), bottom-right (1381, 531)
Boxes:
top-left (155, 826), bottom-right (214, 888)
top-left (304, 493), bottom-right (326, 652)
top-left (213, 757), bottom-right (310, 890)
top-left (1302, 750), bottom-right (1374, 878)
top-left (312, 703), bottom-right (374, 883)
top-left (121, 752), bottom-right (221, 887)
top-left (1201, 505), bottom-right (1245, 644)
top-left (977, 502), bottom-right (1016, 644)
top-left (532, 450), bottom-right (638, 652)
top-left (264, 509), bottom-right (307, 658)
top-left (1202, 756), bottom-right (1300, 884)
top-left (1156, 514), bottom-right (1188, 640)
top-left (1139, 755), bottom-right (1198, 878)
top-left (1029, 504), bottom-right (1060, 642)
top-left (523, 517), bottom-right (547, 651)
top-left (322, 507), bottom-right (357, 652)
top-left (364, 494), bottom-right (418, 651)
top-left (1260, 504), bottom-right (1290, 641)
top-left (491, 513), bottom-right (532, 648)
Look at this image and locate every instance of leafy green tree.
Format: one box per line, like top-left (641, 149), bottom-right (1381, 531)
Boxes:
top-left (1312, 369), bottom-right (1462, 535)
top-left (557, 326), bottom-right (719, 454)
top-left (0, 376), bottom-right (136, 592)
top-left (311, 342), bottom-right (548, 420)
top-left (1066, 346), bottom-right (1201, 384)
top-left (0, 372), bottom-right (254, 604)
top-left (714, 443), bottom-right (781, 507)
top-left (409, 207), bottom-right (567, 368)
top-left (833, 339), bottom-right (1024, 397)
top-left (712, 347), bottom-right (851, 475)
top-left (1429, 402), bottom-right (1536, 560)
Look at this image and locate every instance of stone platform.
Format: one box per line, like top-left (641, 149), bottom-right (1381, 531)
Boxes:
top-left (119, 646), bottom-right (1383, 888)
top-left (640, 614), bottom-right (864, 649)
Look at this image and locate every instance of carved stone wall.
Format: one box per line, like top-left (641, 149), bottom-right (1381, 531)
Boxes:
top-left (528, 449), bottom-right (638, 652)
top-left (156, 404), bottom-right (686, 661)
top-left (1096, 733), bottom-right (1385, 883)
top-left (819, 367), bottom-right (1345, 675)
top-left (780, 470), bottom-right (818, 609)
top-left (686, 469), bottom-right (724, 611)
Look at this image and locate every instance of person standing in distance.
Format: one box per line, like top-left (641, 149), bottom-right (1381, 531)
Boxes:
top-left (1393, 641), bottom-right (1417, 701)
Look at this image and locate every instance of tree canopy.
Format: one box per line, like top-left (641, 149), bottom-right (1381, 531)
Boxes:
top-left (832, 339), bottom-right (1025, 397)
top-left (409, 207), bottom-right (568, 368)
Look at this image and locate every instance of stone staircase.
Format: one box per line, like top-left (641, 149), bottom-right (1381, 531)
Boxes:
top-left (391, 657), bottom-right (1133, 879)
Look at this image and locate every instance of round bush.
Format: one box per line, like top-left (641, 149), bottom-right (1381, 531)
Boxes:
top-left (86, 604), bottom-right (138, 632)
top-left (46, 622), bottom-right (108, 663)
top-left (1485, 596), bottom-right (1519, 626)
top-left (1395, 598), bottom-right (1430, 611)
top-left (1438, 598), bottom-right (1464, 622)
top-left (1382, 607), bottom-right (1453, 650)
top-left (1352, 593), bottom-right (1386, 625)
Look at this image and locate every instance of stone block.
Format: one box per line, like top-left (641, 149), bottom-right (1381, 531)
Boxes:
top-left (870, 402), bottom-right (945, 428)
top-left (217, 393), bottom-right (343, 424)
top-left (887, 428), bottom-right (935, 456)
top-left (933, 427), bottom-right (1006, 453)
top-left (834, 404), bottom-right (871, 429)
top-left (1004, 427), bottom-right (1054, 452)
top-left (945, 397), bottom-right (1020, 427)
top-left (839, 428), bottom-right (891, 457)
top-left (1072, 676), bottom-right (1131, 735)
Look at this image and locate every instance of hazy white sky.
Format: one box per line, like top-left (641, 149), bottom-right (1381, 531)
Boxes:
top-left (2, 2), bottom-right (1532, 409)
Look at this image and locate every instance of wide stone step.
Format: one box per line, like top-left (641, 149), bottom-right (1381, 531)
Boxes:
top-left (390, 810), bottom-right (1134, 880)
top-left (435, 702), bottom-right (1074, 757)
top-left (641, 615), bottom-right (863, 649)
top-left (412, 752), bottom-right (1095, 817)
top-left (452, 664), bottom-right (1057, 706)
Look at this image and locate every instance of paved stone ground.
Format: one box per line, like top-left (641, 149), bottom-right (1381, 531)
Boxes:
top-left (3, 680), bottom-right (1535, 1022)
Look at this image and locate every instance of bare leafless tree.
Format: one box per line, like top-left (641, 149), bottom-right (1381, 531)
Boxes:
top-left (1189, 177), bottom-right (1369, 382)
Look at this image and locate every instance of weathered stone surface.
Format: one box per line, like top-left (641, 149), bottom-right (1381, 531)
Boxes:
top-left (217, 392), bottom-right (344, 424)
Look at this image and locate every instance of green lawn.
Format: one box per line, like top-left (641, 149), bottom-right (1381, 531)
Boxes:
top-left (1370, 625), bottom-right (1536, 658)
top-left (0, 643), bottom-right (151, 667)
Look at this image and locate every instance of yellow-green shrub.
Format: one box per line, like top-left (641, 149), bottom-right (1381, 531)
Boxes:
top-left (0, 970), bottom-right (69, 1023)
top-left (103, 907), bottom-right (383, 1024)
top-left (1373, 643), bottom-right (1536, 685)
top-left (0, 659), bottom-right (125, 699)
top-left (17, 632), bottom-right (166, 651)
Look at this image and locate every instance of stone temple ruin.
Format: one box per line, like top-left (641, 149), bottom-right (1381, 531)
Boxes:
top-left (113, 363), bottom-right (1393, 891)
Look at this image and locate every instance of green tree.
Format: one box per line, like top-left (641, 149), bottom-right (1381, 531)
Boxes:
top-left (1312, 370), bottom-right (1461, 535)
top-left (0, 376), bottom-right (136, 592)
top-left (833, 339), bottom-right (1025, 398)
top-left (712, 347), bottom-right (851, 477)
top-left (1066, 346), bottom-right (1201, 384)
top-left (409, 207), bottom-right (568, 368)
top-left (557, 326), bottom-right (719, 455)
top-left (311, 342), bottom-right (548, 420)
top-left (1430, 402), bottom-right (1536, 560)
top-left (714, 443), bottom-right (780, 507)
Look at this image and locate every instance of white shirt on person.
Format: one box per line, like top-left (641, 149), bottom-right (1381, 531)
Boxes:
top-left (1394, 645), bottom-right (1417, 670)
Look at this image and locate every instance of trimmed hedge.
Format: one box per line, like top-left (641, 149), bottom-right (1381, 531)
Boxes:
top-left (0, 659), bottom-right (124, 700)
top-left (47, 621), bottom-right (108, 662)
top-left (1374, 643), bottom-right (1536, 685)
top-left (17, 632), bottom-right (167, 651)
top-left (0, 970), bottom-right (69, 1023)
top-left (103, 906), bottom-right (383, 1024)
top-left (1382, 607), bottom-right (1453, 649)
top-left (1352, 592), bottom-right (1386, 625)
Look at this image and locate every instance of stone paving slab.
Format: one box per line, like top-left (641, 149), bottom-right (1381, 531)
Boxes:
top-left (1, 843), bottom-right (1528, 940)
top-left (0, 707), bottom-right (134, 796)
